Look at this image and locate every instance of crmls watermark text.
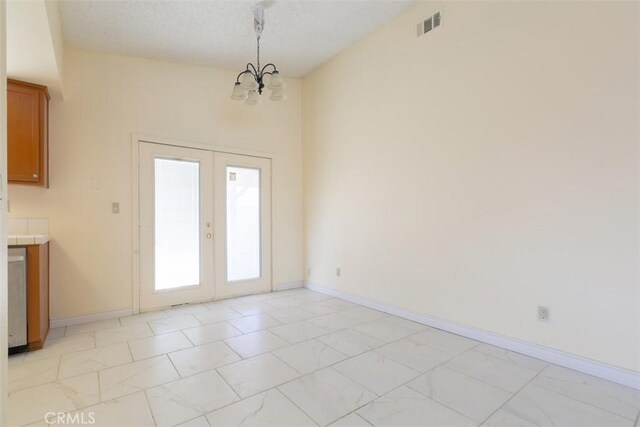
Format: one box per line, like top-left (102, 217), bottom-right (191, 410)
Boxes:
top-left (44, 412), bottom-right (96, 425)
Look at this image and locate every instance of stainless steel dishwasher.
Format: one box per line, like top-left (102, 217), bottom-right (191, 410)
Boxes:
top-left (8, 247), bottom-right (28, 352)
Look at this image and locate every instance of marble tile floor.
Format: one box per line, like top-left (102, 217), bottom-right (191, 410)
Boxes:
top-left (7, 288), bottom-right (640, 427)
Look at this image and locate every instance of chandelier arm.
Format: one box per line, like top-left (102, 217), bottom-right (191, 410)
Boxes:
top-left (246, 63), bottom-right (259, 76)
top-left (259, 63), bottom-right (277, 76)
top-left (236, 70), bottom-right (249, 83)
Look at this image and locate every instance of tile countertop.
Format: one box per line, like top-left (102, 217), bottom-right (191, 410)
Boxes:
top-left (8, 234), bottom-right (51, 246)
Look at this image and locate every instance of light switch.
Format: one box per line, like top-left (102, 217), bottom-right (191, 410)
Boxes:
top-left (112, 202), bottom-right (120, 214)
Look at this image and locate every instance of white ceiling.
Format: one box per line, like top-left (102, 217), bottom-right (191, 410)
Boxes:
top-left (59, 0), bottom-right (413, 77)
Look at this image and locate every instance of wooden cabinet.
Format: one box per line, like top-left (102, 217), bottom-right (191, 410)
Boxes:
top-left (27, 242), bottom-right (50, 350)
top-left (7, 79), bottom-right (50, 187)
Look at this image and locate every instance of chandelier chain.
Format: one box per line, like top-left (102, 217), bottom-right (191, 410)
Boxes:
top-left (257, 36), bottom-right (261, 74)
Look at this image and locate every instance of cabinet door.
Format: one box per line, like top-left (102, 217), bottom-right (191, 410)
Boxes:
top-left (8, 83), bottom-right (43, 184)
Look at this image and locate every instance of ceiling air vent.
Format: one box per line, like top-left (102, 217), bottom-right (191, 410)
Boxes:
top-left (417, 11), bottom-right (441, 37)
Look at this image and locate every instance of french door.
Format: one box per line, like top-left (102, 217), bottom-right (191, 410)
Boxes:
top-left (214, 153), bottom-right (271, 299)
top-left (139, 143), bottom-right (215, 311)
top-left (138, 142), bottom-right (271, 311)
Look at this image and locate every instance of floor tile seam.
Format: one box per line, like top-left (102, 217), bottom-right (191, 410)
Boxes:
top-left (141, 387), bottom-right (160, 427)
top-left (24, 388), bottom-right (159, 427)
top-left (149, 315), bottom-right (205, 335)
top-left (347, 322), bottom-right (421, 344)
top-left (99, 354), bottom-right (180, 402)
top-left (213, 364), bottom-right (244, 403)
top-left (416, 342), bottom-right (544, 399)
top-left (529, 377), bottom-right (640, 421)
top-left (167, 349), bottom-right (242, 378)
top-left (8, 356), bottom-right (62, 391)
top-left (179, 413), bottom-right (213, 427)
top-left (368, 344), bottom-right (454, 377)
top-left (328, 412), bottom-right (375, 427)
top-left (337, 348), bottom-right (481, 425)
top-left (10, 357), bottom-right (115, 396)
top-left (268, 338), bottom-right (351, 375)
top-left (266, 322), bottom-right (351, 345)
top-left (272, 385), bottom-right (324, 427)
top-left (475, 360), bottom-right (549, 424)
top-left (274, 367), bottom-right (379, 427)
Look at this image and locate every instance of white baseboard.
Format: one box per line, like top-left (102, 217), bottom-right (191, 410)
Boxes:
top-left (50, 308), bottom-right (133, 329)
top-left (275, 281), bottom-right (304, 291)
top-left (305, 282), bottom-right (640, 391)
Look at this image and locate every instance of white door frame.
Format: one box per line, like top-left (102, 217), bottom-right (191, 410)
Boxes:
top-left (0, 3), bottom-right (8, 423)
top-left (131, 133), bottom-right (274, 314)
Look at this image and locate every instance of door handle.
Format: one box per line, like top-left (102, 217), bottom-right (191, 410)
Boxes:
top-left (206, 233), bottom-right (212, 239)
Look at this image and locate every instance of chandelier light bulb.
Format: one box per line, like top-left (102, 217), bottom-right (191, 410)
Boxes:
top-left (245, 90), bottom-right (262, 106)
top-left (241, 72), bottom-right (259, 91)
top-left (230, 82), bottom-right (248, 100)
top-left (267, 71), bottom-right (285, 90)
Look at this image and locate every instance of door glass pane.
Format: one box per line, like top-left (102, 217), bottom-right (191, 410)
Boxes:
top-left (226, 166), bottom-right (261, 281)
top-left (155, 158), bottom-right (200, 290)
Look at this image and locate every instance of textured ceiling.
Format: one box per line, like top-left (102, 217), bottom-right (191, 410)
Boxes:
top-left (59, 0), bottom-right (413, 77)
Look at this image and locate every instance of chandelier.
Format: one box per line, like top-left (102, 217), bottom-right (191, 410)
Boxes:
top-left (231, 5), bottom-right (286, 105)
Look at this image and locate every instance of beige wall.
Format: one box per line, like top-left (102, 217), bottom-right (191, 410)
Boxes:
top-left (302, 1), bottom-right (640, 372)
top-left (44, 0), bottom-right (65, 95)
top-left (9, 47), bottom-right (303, 319)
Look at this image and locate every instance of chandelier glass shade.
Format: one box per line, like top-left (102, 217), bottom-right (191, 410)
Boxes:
top-left (231, 5), bottom-right (285, 105)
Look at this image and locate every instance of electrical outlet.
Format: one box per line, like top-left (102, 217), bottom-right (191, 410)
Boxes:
top-left (336, 268), bottom-right (341, 277)
top-left (537, 306), bottom-right (549, 322)
top-left (307, 268), bottom-right (311, 276)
